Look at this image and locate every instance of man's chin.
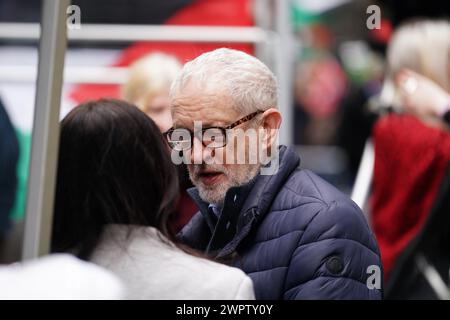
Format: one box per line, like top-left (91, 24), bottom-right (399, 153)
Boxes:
top-left (195, 183), bottom-right (228, 204)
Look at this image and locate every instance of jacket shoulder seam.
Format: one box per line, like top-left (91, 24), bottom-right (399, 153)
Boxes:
top-left (296, 236), bottom-right (379, 256)
top-left (296, 201), bottom-right (377, 254)
top-left (304, 170), bottom-right (326, 200)
top-left (250, 229), bottom-right (303, 246)
top-left (246, 265), bottom-right (289, 275)
top-left (282, 185), bottom-right (328, 206)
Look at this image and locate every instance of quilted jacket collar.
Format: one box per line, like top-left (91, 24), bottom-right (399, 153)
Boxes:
top-left (185, 145), bottom-right (301, 258)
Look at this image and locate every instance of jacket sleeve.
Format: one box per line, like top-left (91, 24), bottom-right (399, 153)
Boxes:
top-left (283, 199), bottom-right (383, 300)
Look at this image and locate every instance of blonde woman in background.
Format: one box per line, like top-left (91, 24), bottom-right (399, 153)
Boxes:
top-left (378, 19), bottom-right (450, 127)
top-left (122, 53), bottom-right (181, 133)
top-left (367, 19), bottom-right (450, 299)
top-left (122, 53), bottom-right (198, 233)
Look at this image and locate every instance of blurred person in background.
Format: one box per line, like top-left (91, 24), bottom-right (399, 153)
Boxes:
top-left (378, 20), bottom-right (450, 118)
top-left (291, 4), bottom-right (387, 188)
top-left (293, 24), bottom-right (349, 147)
top-left (51, 99), bottom-right (254, 300)
top-left (122, 53), bottom-right (197, 233)
top-left (396, 69), bottom-right (450, 127)
top-left (0, 98), bottom-right (19, 263)
top-left (171, 48), bottom-right (382, 300)
top-left (369, 19), bottom-right (450, 299)
top-left (122, 53), bottom-right (180, 133)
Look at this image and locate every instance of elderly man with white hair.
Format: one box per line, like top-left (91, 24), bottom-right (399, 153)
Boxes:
top-left (166, 48), bottom-right (383, 300)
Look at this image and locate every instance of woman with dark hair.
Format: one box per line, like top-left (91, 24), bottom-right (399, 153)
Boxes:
top-left (51, 99), bottom-right (254, 300)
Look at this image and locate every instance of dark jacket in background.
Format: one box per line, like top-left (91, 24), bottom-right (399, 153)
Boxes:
top-left (373, 115), bottom-right (450, 299)
top-left (180, 145), bottom-right (383, 299)
top-left (0, 99), bottom-right (19, 234)
top-left (386, 162), bottom-right (450, 299)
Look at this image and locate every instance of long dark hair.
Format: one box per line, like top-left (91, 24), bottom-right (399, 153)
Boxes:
top-left (51, 99), bottom-right (179, 259)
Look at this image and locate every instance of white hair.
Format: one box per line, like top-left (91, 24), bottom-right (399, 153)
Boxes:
top-left (377, 19), bottom-right (450, 110)
top-left (170, 48), bottom-right (278, 115)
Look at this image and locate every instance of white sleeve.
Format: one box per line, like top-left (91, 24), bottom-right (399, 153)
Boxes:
top-left (233, 276), bottom-right (255, 300)
top-left (0, 253), bottom-right (125, 300)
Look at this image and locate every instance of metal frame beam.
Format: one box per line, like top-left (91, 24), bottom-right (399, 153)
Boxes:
top-left (274, 0), bottom-right (294, 146)
top-left (0, 23), bottom-right (269, 44)
top-left (22, 0), bottom-right (69, 260)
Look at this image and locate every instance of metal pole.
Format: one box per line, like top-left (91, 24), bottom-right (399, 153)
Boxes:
top-left (0, 23), bottom-right (269, 44)
top-left (22, 0), bottom-right (69, 260)
top-left (351, 139), bottom-right (374, 222)
top-left (0, 65), bottom-right (129, 84)
top-left (274, 0), bottom-right (294, 146)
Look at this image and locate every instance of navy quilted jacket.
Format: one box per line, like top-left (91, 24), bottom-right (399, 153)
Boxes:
top-left (180, 145), bottom-right (383, 299)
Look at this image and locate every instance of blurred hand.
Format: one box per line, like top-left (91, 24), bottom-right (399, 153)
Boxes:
top-left (396, 69), bottom-right (450, 124)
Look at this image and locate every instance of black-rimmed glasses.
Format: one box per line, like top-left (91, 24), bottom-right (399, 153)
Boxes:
top-left (164, 110), bottom-right (263, 151)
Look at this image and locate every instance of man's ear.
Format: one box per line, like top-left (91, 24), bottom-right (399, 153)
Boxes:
top-left (260, 108), bottom-right (282, 152)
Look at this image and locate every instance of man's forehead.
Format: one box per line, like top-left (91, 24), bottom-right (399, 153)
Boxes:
top-left (172, 106), bottom-right (231, 128)
top-left (170, 89), bottom-right (238, 128)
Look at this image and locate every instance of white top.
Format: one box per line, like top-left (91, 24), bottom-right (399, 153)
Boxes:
top-left (0, 254), bottom-right (124, 300)
top-left (89, 224), bottom-right (255, 300)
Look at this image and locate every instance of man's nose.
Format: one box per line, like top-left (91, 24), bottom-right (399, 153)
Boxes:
top-left (191, 135), bottom-right (205, 165)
